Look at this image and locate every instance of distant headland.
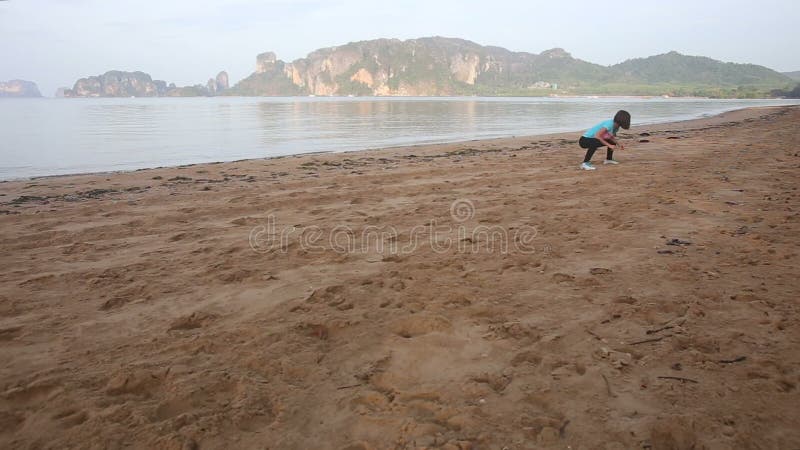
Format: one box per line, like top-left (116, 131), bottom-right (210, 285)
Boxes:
top-left (0, 79), bottom-right (42, 98)
top-left (22, 37), bottom-right (800, 99)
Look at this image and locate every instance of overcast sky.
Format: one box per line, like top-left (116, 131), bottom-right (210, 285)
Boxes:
top-left (2, 0), bottom-right (798, 96)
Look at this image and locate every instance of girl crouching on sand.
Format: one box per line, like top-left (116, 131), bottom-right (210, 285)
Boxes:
top-left (578, 110), bottom-right (631, 170)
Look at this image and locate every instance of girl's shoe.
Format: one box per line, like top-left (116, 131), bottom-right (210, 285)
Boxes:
top-left (580, 162), bottom-right (596, 171)
top-left (603, 159), bottom-right (620, 165)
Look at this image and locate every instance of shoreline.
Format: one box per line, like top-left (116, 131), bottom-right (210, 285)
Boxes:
top-left (2, 104), bottom-right (795, 184)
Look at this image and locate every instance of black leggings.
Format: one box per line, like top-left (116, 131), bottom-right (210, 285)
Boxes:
top-left (578, 136), bottom-right (614, 163)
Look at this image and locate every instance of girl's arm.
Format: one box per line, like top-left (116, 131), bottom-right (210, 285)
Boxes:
top-left (612, 126), bottom-right (625, 150)
top-left (612, 129), bottom-right (625, 151)
top-left (594, 127), bottom-right (616, 149)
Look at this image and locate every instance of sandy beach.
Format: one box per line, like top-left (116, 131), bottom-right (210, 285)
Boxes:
top-left (1, 105), bottom-right (799, 449)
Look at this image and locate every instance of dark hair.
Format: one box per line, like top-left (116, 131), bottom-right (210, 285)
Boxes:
top-left (614, 110), bottom-right (631, 129)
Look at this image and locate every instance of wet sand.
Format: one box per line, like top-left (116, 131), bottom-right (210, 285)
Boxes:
top-left (1, 106), bottom-right (799, 449)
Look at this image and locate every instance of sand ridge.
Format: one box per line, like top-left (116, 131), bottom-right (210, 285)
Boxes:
top-left (1, 106), bottom-right (799, 449)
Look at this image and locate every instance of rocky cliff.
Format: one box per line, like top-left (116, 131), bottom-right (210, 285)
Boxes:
top-left (215, 71), bottom-right (229, 91)
top-left (232, 37), bottom-right (614, 96)
top-left (205, 71), bottom-right (230, 95)
top-left (65, 71), bottom-right (168, 97)
top-left (65, 70), bottom-right (230, 97)
top-left (231, 37), bottom-right (793, 97)
top-left (0, 80), bottom-right (42, 98)
top-left (59, 38), bottom-right (794, 98)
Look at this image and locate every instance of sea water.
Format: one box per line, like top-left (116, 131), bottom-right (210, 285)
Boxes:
top-left (1, 96), bottom-right (798, 180)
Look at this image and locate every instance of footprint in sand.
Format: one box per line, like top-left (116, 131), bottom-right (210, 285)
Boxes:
top-left (471, 372), bottom-right (513, 393)
top-left (486, 321), bottom-right (541, 341)
top-left (552, 273), bottom-right (575, 283)
top-left (511, 350), bottom-right (543, 367)
top-left (52, 408), bottom-right (89, 427)
top-left (349, 391), bottom-right (391, 414)
top-left (391, 315), bottom-right (452, 338)
top-left (99, 295), bottom-right (133, 311)
top-left (0, 326), bottom-right (22, 341)
top-left (168, 311), bottom-right (219, 331)
top-left (304, 285), bottom-right (349, 308)
top-left (649, 416), bottom-right (699, 449)
top-left (105, 368), bottom-right (162, 397)
top-left (2, 381), bottom-right (60, 407)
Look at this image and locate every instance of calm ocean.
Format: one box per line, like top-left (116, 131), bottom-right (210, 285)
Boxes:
top-left (1, 96), bottom-right (798, 180)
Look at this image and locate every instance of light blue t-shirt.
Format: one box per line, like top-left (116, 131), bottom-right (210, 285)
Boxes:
top-left (583, 119), bottom-right (617, 138)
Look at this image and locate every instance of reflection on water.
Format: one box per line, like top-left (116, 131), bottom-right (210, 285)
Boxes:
top-left (1, 97), bottom-right (798, 179)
